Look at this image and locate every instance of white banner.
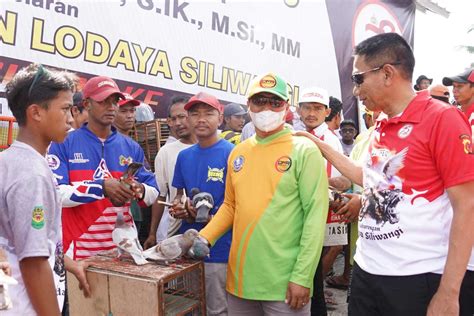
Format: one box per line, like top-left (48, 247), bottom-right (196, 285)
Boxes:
top-left (1, 0), bottom-right (341, 106)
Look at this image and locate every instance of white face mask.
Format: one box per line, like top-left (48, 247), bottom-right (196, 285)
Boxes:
top-left (249, 109), bottom-right (286, 132)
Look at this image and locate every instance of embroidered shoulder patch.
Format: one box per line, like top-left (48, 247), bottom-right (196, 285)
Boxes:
top-left (31, 206), bottom-right (45, 229)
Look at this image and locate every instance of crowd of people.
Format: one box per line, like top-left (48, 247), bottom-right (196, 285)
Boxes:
top-left (0, 32), bottom-right (473, 316)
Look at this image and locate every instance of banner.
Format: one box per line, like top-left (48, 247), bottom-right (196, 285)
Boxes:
top-left (326, 0), bottom-right (415, 123)
top-left (1, 0), bottom-right (415, 119)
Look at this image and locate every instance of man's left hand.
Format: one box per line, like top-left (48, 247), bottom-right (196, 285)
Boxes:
top-left (65, 258), bottom-right (91, 298)
top-left (285, 281), bottom-right (310, 310)
top-left (427, 289), bottom-right (459, 316)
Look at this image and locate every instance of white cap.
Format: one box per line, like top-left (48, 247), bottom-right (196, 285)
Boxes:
top-left (298, 87), bottom-right (329, 107)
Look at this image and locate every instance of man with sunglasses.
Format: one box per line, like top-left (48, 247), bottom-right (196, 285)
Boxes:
top-left (48, 76), bottom-right (159, 261)
top-left (1, 64), bottom-right (90, 315)
top-left (443, 67), bottom-right (474, 316)
top-left (298, 33), bottom-right (474, 316)
top-left (198, 73), bottom-right (329, 315)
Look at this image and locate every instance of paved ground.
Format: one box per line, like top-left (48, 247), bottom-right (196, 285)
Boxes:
top-left (326, 254), bottom-right (348, 316)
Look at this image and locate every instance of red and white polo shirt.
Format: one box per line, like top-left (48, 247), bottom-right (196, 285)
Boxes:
top-left (355, 90), bottom-right (474, 275)
top-left (463, 102), bottom-right (474, 271)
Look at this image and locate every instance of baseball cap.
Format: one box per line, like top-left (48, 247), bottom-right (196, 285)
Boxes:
top-left (298, 87), bottom-right (330, 107)
top-left (82, 76), bottom-right (124, 102)
top-left (247, 72), bottom-right (289, 100)
top-left (184, 92), bottom-right (223, 113)
top-left (429, 84), bottom-right (450, 98)
top-left (118, 93), bottom-right (140, 107)
top-left (224, 103), bottom-right (247, 117)
top-left (442, 68), bottom-right (474, 86)
top-left (340, 119), bottom-right (357, 130)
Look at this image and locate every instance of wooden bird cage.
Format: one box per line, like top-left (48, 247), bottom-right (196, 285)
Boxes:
top-left (130, 119), bottom-right (170, 172)
top-left (68, 251), bottom-right (206, 315)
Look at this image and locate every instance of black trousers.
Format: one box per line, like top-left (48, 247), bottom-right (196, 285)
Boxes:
top-left (348, 263), bottom-right (441, 316)
top-left (460, 270), bottom-right (474, 316)
top-left (311, 256), bottom-right (327, 316)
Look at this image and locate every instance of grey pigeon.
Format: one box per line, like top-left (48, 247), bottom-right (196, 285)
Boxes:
top-left (187, 237), bottom-right (210, 260)
top-left (112, 211), bottom-right (148, 265)
top-left (143, 229), bottom-right (199, 261)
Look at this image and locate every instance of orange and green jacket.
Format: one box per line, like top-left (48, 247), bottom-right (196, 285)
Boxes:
top-left (200, 129), bottom-right (328, 301)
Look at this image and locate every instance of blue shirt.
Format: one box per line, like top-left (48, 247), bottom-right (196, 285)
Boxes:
top-left (173, 139), bottom-right (234, 263)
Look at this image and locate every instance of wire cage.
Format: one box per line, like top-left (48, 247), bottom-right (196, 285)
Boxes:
top-left (130, 119), bottom-right (170, 172)
top-left (67, 251), bottom-right (206, 316)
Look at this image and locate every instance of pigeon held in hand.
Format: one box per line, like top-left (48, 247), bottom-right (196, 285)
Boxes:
top-left (187, 236), bottom-right (210, 260)
top-left (193, 192), bottom-right (214, 223)
top-left (143, 229), bottom-right (199, 261)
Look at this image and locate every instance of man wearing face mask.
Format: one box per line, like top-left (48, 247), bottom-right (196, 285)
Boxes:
top-left (198, 72), bottom-right (329, 315)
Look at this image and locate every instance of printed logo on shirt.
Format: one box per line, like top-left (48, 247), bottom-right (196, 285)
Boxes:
top-left (119, 155), bottom-right (133, 166)
top-left (207, 166), bottom-right (225, 183)
top-left (93, 158), bottom-right (113, 180)
top-left (361, 147), bottom-right (408, 228)
top-left (233, 155), bottom-right (245, 172)
top-left (69, 152), bottom-right (90, 164)
top-left (275, 156), bottom-right (292, 173)
top-left (460, 134), bottom-right (473, 154)
top-left (47, 154), bottom-right (60, 170)
top-left (31, 206), bottom-right (45, 229)
top-left (397, 124), bottom-right (413, 139)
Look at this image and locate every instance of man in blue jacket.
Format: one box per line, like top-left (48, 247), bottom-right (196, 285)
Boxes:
top-left (48, 76), bottom-right (159, 260)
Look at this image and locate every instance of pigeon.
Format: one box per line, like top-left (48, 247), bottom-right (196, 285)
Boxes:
top-left (187, 237), bottom-right (211, 260)
top-left (112, 211), bottom-right (148, 265)
top-left (143, 229), bottom-right (199, 261)
top-left (0, 270), bottom-right (17, 310)
top-left (193, 192), bottom-right (214, 223)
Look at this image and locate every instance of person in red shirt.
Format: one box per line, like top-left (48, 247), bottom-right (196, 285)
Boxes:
top-left (298, 33), bottom-right (474, 316)
top-left (443, 68), bottom-right (474, 124)
top-left (443, 67), bottom-right (474, 316)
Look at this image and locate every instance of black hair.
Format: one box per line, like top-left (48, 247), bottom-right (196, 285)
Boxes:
top-left (431, 95), bottom-right (450, 104)
top-left (325, 96), bottom-right (343, 122)
top-left (354, 33), bottom-right (415, 80)
top-left (71, 91), bottom-right (85, 113)
top-left (6, 63), bottom-right (76, 126)
top-left (340, 119), bottom-right (357, 130)
top-left (167, 96), bottom-right (189, 117)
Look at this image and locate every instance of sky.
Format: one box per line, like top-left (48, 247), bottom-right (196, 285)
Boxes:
top-left (413, 0), bottom-right (474, 85)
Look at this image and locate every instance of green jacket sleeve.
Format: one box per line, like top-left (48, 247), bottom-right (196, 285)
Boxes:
top-left (289, 142), bottom-right (329, 288)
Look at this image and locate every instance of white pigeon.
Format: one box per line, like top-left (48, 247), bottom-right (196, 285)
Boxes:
top-left (143, 229), bottom-right (199, 261)
top-left (0, 270), bottom-right (17, 310)
top-left (112, 211), bottom-right (148, 265)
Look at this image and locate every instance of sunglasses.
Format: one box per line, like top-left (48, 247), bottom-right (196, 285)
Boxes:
top-left (250, 96), bottom-right (286, 109)
top-left (28, 64), bottom-right (46, 99)
top-left (351, 62), bottom-right (401, 86)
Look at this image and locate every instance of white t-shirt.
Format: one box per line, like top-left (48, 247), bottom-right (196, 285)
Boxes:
top-left (310, 123), bottom-right (346, 246)
top-left (0, 141), bottom-right (65, 315)
top-left (310, 123), bottom-right (343, 178)
top-left (154, 140), bottom-right (193, 240)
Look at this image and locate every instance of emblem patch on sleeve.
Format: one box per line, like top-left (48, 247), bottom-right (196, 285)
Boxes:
top-left (31, 206), bottom-right (45, 229)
